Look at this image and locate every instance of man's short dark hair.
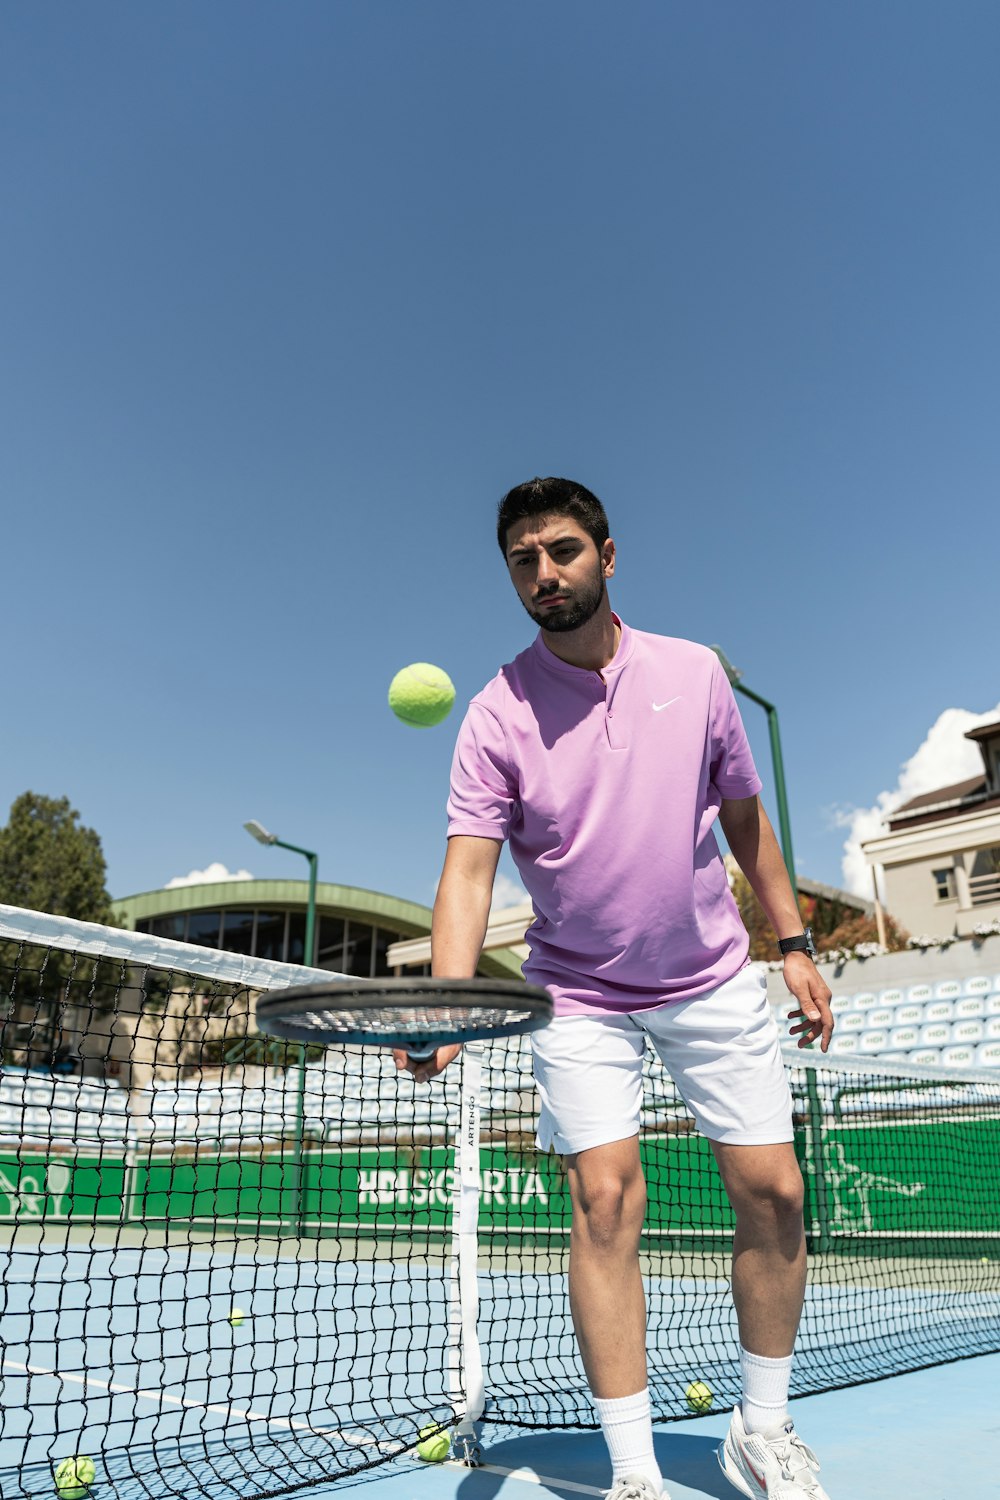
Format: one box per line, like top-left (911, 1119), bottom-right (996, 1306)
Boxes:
top-left (496, 477), bottom-right (610, 557)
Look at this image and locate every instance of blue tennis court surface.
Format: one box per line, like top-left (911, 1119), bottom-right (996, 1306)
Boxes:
top-left (340, 1351), bottom-right (999, 1500)
top-left (5, 1232), bottom-right (996, 1498)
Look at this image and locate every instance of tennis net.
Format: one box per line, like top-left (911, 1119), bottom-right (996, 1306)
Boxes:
top-left (1, 903), bottom-right (999, 1500)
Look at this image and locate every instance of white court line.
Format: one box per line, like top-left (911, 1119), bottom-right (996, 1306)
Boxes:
top-left (3, 1357), bottom-right (600, 1487)
top-left (0, 1358), bottom-right (391, 1445)
top-left (442, 1462), bottom-right (603, 1496)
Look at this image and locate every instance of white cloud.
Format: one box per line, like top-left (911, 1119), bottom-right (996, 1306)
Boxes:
top-left (490, 872), bottom-right (529, 911)
top-left (840, 703), bottom-right (1000, 897)
top-left (165, 862), bottom-right (254, 889)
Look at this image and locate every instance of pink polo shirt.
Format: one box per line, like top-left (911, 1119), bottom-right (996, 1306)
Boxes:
top-left (446, 618), bottom-right (762, 1015)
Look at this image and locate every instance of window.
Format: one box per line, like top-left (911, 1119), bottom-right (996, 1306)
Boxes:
top-left (344, 921), bottom-right (374, 978)
top-left (373, 928), bottom-right (395, 978)
top-left (221, 911), bottom-right (254, 955)
top-left (932, 868), bottom-right (957, 901)
top-left (186, 910), bottom-right (222, 947)
top-left (149, 914), bottom-right (186, 940)
top-left (287, 911), bottom-right (307, 965)
top-left (318, 916), bottom-right (346, 972)
top-left (254, 910), bottom-right (287, 961)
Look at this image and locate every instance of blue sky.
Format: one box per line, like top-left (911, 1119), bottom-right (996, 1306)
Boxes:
top-left (3, 2), bottom-right (997, 913)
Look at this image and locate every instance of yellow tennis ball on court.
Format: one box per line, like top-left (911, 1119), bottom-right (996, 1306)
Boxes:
top-left (388, 663), bottom-right (455, 728)
top-left (54, 1455), bottom-right (96, 1499)
top-left (685, 1380), bottom-right (713, 1414)
top-left (229, 1307), bottom-right (247, 1328)
top-left (416, 1422), bottom-right (451, 1462)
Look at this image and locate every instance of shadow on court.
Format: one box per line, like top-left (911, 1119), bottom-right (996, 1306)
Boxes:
top-left (455, 1428), bottom-right (733, 1500)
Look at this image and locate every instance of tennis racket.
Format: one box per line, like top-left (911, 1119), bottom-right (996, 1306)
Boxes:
top-left (255, 976), bottom-right (552, 1059)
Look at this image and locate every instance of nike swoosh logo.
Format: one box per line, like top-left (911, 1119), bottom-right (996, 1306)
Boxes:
top-left (745, 1456), bottom-right (767, 1491)
top-left (652, 697), bottom-right (681, 711)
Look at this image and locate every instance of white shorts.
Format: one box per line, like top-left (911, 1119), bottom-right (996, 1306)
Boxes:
top-left (530, 963), bottom-right (793, 1154)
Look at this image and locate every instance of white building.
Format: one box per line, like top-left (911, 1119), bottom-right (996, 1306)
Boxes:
top-left (862, 717), bottom-right (1000, 938)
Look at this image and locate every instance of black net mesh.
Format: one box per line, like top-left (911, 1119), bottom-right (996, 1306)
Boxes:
top-left (1, 907), bottom-right (999, 1499)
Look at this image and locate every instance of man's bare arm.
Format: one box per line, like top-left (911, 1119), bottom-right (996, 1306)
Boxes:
top-left (393, 835), bottom-right (502, 1081)
top-left (719, 795), bottom-right (833, 1052)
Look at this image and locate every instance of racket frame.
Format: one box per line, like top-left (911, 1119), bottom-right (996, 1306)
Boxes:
top-left (254, 975), bottom-right (552, 1052)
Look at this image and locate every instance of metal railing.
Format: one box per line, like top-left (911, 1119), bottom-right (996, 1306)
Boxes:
top-left (969, 871), bottom-right (1000, 906)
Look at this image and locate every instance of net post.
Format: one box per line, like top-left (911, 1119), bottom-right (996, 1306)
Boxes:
top-left (802, 1063), bottom-right (832, 1256)
top-left (448, 1039), bottom-right (485, 1465)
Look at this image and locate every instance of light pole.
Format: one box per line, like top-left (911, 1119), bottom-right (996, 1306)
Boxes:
top-left (243, 819), bottom-right (320, 1238)
top-left (710, 647), bottom-right (796, 889)
top-left (244, 820), bottom-right (319, 967)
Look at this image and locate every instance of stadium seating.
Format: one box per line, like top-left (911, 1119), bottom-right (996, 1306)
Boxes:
top-left (775, 972), bottom-right (1000, 1072)
top-left (3, 971), bottom-right (999, 1150)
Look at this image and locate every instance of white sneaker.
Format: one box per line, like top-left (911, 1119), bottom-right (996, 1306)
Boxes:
top-left (606, 1473), bottom-right (672, 1500)
top-left (717, 1406), bottom-right (831, 1499)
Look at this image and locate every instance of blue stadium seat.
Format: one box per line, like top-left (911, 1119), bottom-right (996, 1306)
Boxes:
top-left (918, 1022), bottom-right (952, 1049)
top-left (895, 1004), bottom-right (923, 1026)
top-left (829, 1035), bottom-right (859, 1054)
top-left (963, 975), bottom-right (992, 996)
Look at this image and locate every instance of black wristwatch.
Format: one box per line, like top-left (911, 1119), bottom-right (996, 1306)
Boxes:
top-left (778, 927), bottom-right (817, 959)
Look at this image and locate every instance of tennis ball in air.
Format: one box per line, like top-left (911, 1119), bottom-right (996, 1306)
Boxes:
top-left (54, 1455), bottom-right (96, 1499)
top-left (685, 1380), bottom-right (713, 1414)
top-left (229, 1307), bottom-right (247, 1328)
top-left (416, 1422), bottom-right (451, 1462)
top-left (388, 663), bottom-right (455, 728)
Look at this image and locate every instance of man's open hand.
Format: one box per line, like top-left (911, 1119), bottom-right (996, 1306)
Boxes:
top-left (783, 952), bottom-right (834, 1052)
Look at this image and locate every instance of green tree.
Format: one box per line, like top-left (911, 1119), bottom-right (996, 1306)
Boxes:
top-left (0, 792), bottom-right (116, 922)
top-left (0, 793), bottom-right (120, 1071)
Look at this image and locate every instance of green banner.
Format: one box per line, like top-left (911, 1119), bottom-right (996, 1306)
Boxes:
top-left (3, 1116), bottom-right (997, 1247)
top-left (805, 1119), bottom-right (1000, 1239)
top-left (0, 1151), bottom-right (125, 1222)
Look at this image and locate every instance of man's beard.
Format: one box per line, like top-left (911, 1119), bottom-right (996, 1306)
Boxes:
top-left (522, 567), bottom-right (606, 633)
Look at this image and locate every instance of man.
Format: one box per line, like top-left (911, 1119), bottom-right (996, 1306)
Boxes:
top-left (395, 477), bottom-right (835, 1500)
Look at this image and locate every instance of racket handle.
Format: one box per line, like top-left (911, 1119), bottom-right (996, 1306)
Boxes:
top-left (405, 1044), bottom-right (437, 1061)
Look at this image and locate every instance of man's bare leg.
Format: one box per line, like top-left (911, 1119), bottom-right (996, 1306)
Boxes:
top-left (712, 1140), bottom-right (805, 1437)
top-left (566, 1137), bottom-right (666, 1495)
top-left (566, 1135), bottom-right (648, 1394)
top-left (711, 1141), bottom-right (806, 1355)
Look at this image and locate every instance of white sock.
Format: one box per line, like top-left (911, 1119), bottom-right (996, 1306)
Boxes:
top-left (592, 1388), bottom-right (663, 1493)
top-left (740, 1346), bottom-right (793, 1435)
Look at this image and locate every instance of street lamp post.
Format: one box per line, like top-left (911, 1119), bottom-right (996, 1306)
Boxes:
top-left (243, 819), bottom-right (320, 1237)
top-left (710, 647), bottom-right (796, 889)
top-left (244, 820), bottom-right (319, 966)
